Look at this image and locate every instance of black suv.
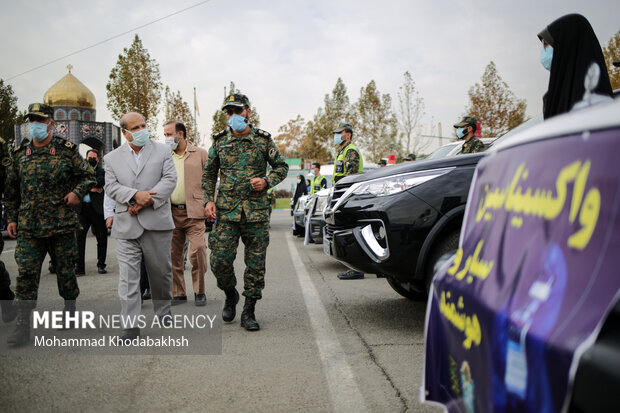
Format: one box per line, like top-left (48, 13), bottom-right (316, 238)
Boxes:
top-left (323, 152), bottom-right (488, 300)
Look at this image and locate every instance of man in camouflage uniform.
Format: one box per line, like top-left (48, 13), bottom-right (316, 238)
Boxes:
top-left (4, 103), bottom-right (96, 346)
top-left (454, 116), bottom-right (484, 154)
top-left (202, 94), bottom-right (288, 331)
top-left (332, 122), bottom-right (366, 280)
top-left (0, 136), bottom-right (17, 323)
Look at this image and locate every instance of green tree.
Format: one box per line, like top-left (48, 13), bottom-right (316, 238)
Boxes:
top-left (397, 71), bottom-right (428, 156)
top-left (163, 86), bottom-right (198, 145)
top-left (602, 29), bottom-right (620, 90)
top-left (274, 114), bottom-right (305, 158)
top-left (300, 110), bottom-right (332, 162)
top-left (352, 80), bottom-right (398, 162)
top-left (300, 77), bottom-right (351, 161)
top-left (211, 110), bottom-right (228, 137)
top-left (465, 61), bottom-right (526, 138)
top-left (210, 81), bottom-right (260, 137)
top-left (106, 34), bottom-right (162, 130)
top-left (0, 79), bottom-right (19, 148)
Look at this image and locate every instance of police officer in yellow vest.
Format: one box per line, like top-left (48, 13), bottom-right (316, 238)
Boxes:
top-left (309, 162), bottom-right (327, 194)
top-left (332, 122), bottom-right (365, 280)
top-left (332, 123), bottom-right (363, 184)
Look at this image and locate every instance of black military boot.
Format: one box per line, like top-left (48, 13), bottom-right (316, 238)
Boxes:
top-left (7, 308), bottom-right (31, 347)
top-left (57, 300), bottom-right (77, 331)
top-left (1, 289), bottom-right (17, 323)
top-left (222, 288), bottom-right (239, 322)
top-left (240, 297), bottom-right (260, 331)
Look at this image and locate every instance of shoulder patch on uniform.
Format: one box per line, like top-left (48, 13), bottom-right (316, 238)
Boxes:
top-left (80, 159), bottom-right (92, 171)
top-left (1, 157), bottom-right (12, 167)
top-left (269, 148), bottom-right (276, 159)
top-left (64, 140), bottom-right (76, 149)
top-left (14, 141), bottom-right (27, 152)
top-left (256, 129), bottom-right (271, 139)
top-left (212, 130), bottom-right (228, 140)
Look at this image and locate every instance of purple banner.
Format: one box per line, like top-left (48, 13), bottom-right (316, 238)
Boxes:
top-left (424, 128), bottom-right (620, 413)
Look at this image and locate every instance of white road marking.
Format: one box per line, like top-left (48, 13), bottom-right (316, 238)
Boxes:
top-left (1, 249), bottom-right (14, 254)
top-left (286, 233), bottom-right (368, 412)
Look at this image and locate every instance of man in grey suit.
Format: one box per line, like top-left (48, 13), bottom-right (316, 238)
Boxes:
top-left (104, 112), bottom-right (177, 340)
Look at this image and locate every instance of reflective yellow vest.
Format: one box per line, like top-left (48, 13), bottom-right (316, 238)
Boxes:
top-left (310, 174), bottom-right (326, 194)
top-left (333, 142), bottom-right (363, 183)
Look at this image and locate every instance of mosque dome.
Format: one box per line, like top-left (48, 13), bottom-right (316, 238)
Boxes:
top-left (43, 65), bottom-right (96, 109)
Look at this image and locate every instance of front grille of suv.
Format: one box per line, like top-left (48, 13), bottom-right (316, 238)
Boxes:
top-left (325, 224), bottom-right (344, 239)
top-left (327, 182), bottom-right (353, 210)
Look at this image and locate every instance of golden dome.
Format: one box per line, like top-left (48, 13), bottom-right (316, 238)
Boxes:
top-left (43, 65), bottom-right (96, 109)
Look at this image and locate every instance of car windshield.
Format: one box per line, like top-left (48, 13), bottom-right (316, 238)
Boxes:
top-left (486, 114), bottom-right (544, 151)
top-left (426, 143), bottom-right (460, 159)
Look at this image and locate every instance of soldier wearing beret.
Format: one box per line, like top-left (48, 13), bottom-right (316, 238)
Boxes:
top-left (454, 116), bottom-right (484, 154)
top-left (4, 103), bottom-right (96, 346)
top-left (202, 94), bottom-right (288, 331)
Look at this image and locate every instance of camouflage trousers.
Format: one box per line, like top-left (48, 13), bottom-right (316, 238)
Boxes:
top-left (208, 216), bottom-right (269, 299)
top-left (15, 232), bottom-right (79, 305)
top-left (0, 236), bottom-right (13, 300)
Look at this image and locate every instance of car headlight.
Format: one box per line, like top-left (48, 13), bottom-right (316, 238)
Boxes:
top-left (331, 167), bottom-right (455, 212)
top-left (351, 167), bottom-right (455, 197)
top-left (314, 196), bottom-right (327, 215)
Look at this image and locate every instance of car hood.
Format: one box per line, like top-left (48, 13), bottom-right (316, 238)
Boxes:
top-left (336, 153), bottom-right (486, 185)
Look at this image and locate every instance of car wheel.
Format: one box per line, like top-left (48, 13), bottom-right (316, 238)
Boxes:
top-left (425, 229), bottom-right (460, 292)
top-left (386, 276), bottom-right (427, 301)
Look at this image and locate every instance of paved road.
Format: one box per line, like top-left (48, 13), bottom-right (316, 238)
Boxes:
top-left (0, 210), bottom-right (440, 412)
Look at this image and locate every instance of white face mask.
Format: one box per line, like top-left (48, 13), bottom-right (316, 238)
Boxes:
top-left (165, 135), bottom-right (179, 150)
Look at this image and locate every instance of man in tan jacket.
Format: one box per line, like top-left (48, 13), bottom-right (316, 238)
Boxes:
top-left (164, 121), bottom-right (209, 306)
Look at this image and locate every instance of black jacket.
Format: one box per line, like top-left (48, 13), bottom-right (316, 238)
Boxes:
top-left (293, 180), bottom-right (308, 206)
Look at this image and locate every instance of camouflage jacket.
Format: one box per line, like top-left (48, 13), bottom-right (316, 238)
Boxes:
top-left (0, 137), bottom-right (9, 199)
top-left (460, 137), bottom-right (484, 154)
top-left (5, 136), bottom-right (96, 237)
top-left (202, 127), bottom-right (288, 222)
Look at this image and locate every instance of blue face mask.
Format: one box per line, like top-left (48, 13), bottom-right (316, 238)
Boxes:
top-left (456, 127), bottom-right (466, 139)
top-left (29, 121), bottom-right (49, 141)
top-left (334, 133), bottom-right (343, 145)
top-left (540, 45), bottom-right (553, 71)
top-left (127, 128), bottom-right (150, 147)
top-left (228, 114), bottom-right (247, 132)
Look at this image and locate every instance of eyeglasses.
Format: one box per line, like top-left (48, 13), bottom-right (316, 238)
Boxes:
top-left (225, 107), bottom-right (245, 116)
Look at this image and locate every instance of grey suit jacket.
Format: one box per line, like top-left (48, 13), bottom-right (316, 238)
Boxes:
top-left (104, 140), bottom-right (177, 240)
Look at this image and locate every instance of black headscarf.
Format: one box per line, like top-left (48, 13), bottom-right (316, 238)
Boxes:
top-left (293, 174), bottom-right (307, 204)
top-left (539, 14), bottom-right (613, 119)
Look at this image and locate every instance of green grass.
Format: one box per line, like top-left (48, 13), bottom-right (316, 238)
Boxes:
top-left (275, 198), bottom-right (291, 209)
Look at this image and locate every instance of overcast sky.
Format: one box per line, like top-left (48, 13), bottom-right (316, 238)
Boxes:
top-left (1, 0), bottom-right (618, 150)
